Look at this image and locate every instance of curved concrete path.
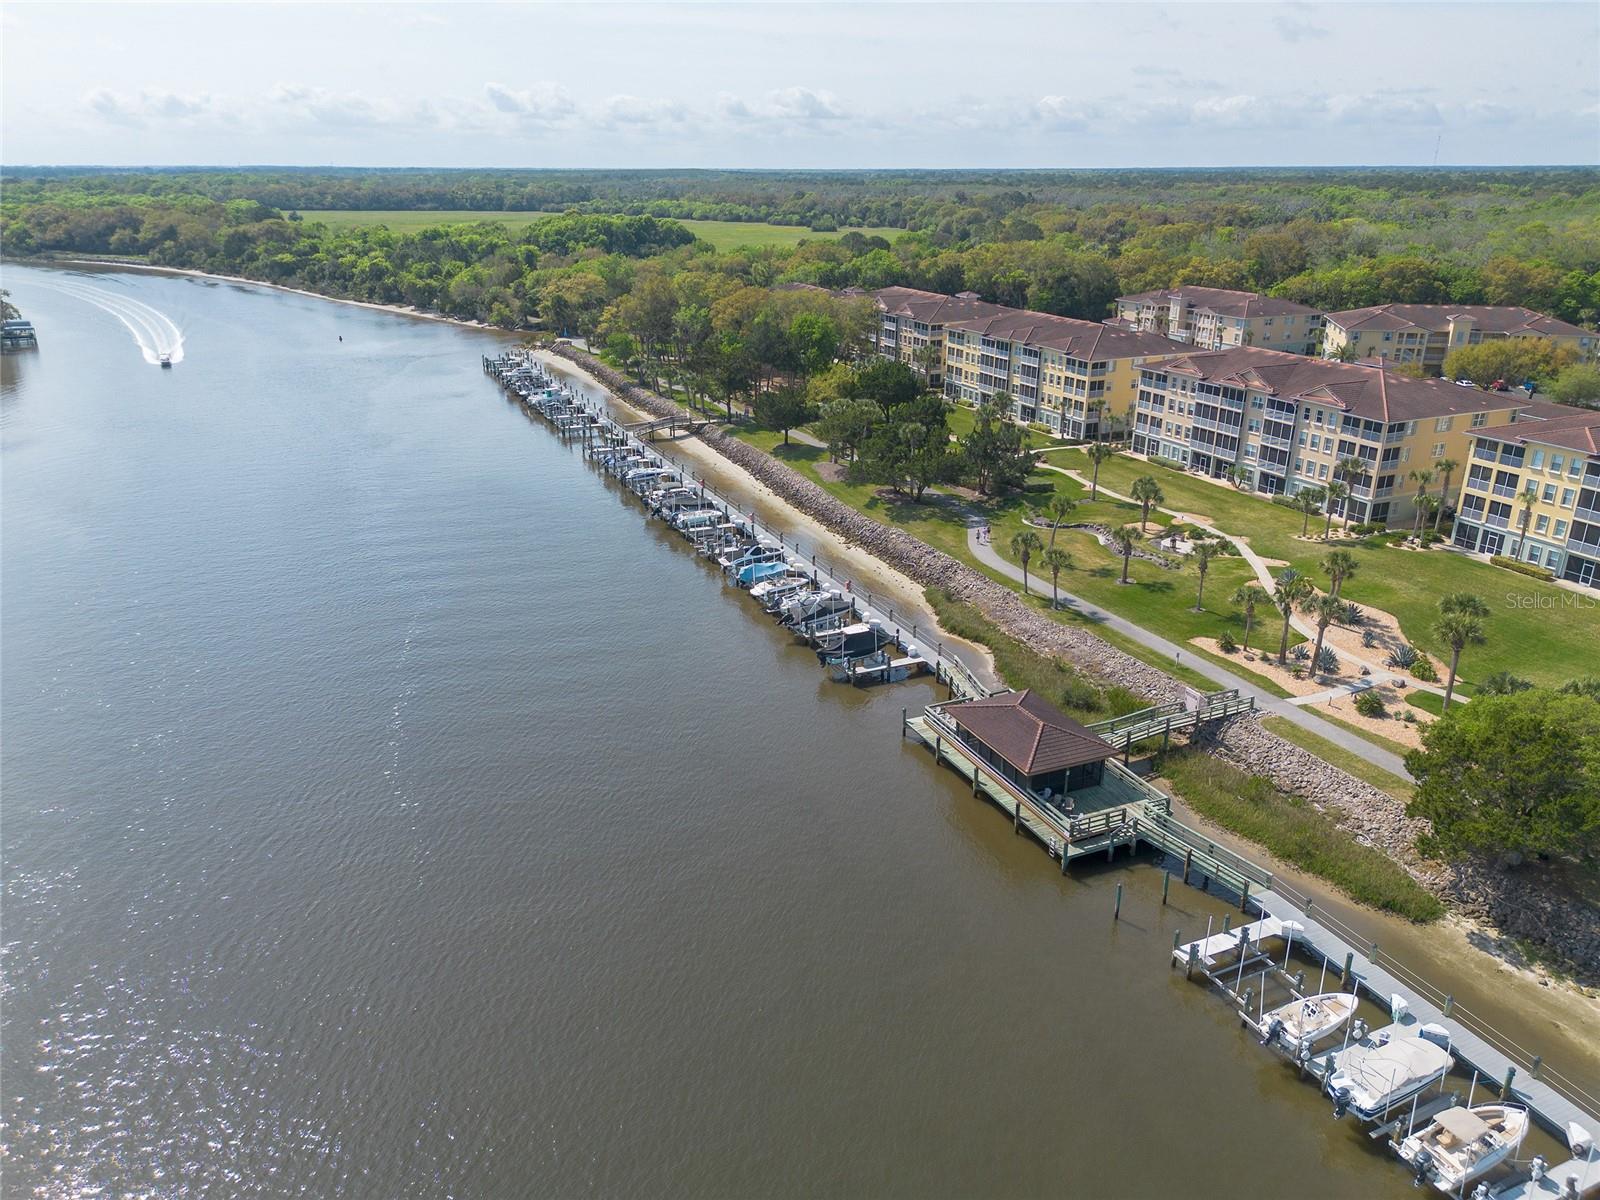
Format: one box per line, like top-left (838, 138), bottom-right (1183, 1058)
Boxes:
top-left (1038, 462), bottom-right (1457, 702)
top-left (967, 524), bottom-right (1413, 781)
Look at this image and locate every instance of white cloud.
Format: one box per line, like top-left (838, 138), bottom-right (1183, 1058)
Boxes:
top-left (597, 94), bottom-right (690, 129)
top-left (766, 87), bottom-right (846, 122)
top-left (483, 81), bottom-right (575, 124)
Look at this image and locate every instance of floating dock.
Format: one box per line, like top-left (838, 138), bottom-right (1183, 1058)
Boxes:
top-left (1174, 902), bottom-right (1600, 1197)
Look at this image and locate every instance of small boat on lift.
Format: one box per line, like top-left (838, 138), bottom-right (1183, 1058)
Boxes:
top-left (1397, 1104), bottom-right (1529, 1193)
top-left (1258, 992), bottom-right (1359, 1053)
top-left (1326, 1027), bottom-right (1455, 1122)
top-left (814, 621), bottom-right (893, 665)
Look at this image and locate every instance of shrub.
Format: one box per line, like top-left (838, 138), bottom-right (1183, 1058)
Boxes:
top-left (1290, 643), bottom-right (1310, 661)
top-left (1387, 643), bottom-right (1420, 670)
top-left (1479, 670), bottom-right (1533, 696)
top-left (1354, 691), bottom-right (1387, 718)
top-left (1218, 630), bottom-right (1238, 653)
top-left (1490, 555), bottom-right (1556, 581)
top-left (1421, 530), bottom-right (1444, 546)
top-left (1315, 646), bottom-right (1340, 674)
top-left (1411, 657), bottom-right (1439, 683)
top-left (1361, 629), bottom-right (1378, 649)
top-left (1342, 602), bottom-right (1363, 625)
top-left (1402, 710), bottom-right (1417, 723)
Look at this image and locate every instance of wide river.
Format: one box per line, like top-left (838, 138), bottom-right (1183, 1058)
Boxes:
top-left (0, 264), bottom-right (1569, 1198)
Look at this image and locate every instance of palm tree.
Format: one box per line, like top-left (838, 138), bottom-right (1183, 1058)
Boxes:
top-left (1229, 464), bottom-right (1253, 490)
top-left (1271, 567), bottom-right (1313, 665)
top-left (1510, 490), bottom-right (1538, 558)
top-left (1432, 458), bottom-right (1459, 534)
top-left (1231, 583), bottom-right (1268, 653)
top-left (1321, 548), bottom-right (1358, 598)
top-left (1294, 486), bottom-right (1325, 536)
top-left (1301, 591), bottom-right (1345, 678)
top-left (1321, 480), bottom-right (1348, 540)
top-left (1085, 442), bottom-right (1114, 500)
top-left (1042, 546), bottom-right (1073, 609)
top-left (1110, 525), bottom-right (1143, 584)
top-left (1433, 593), bottom-right (1490, 709)
top-left (1191, 540), bottom-right (1219, 611)
top-left (1010, 529), bottom-right (1043, 594)
top-left (1408, 468), bottom-right (1434, 537)
top-left (1336, 456), bottom-right (1369, 529)
top-left (1042, 493), bottom-right (1077, 549)
top-left (1130, 475), bottom-right (1164, 531)
top-left (1433, 609), bottom-right (1485, 711)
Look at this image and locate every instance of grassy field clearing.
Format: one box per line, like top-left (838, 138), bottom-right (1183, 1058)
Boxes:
top-left (1045, 448), bottom-right (1596, 690)
top-left (297, 210), bottom-right (902, 249)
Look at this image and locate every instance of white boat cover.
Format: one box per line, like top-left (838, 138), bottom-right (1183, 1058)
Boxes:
top-left (1435, 1107), bottom-right (1491, 1142)
top-left (1336, 1036), bottom-right (1452, 1099)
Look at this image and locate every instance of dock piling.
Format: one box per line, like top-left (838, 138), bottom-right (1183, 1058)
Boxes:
top-left (1341, 951), bottom-right (1354, 981)
top-left (1161, 872), bottom-right (1170, 906)
top-left (1186, 942), bottom-right (1198, 979)
top-left (1223, 914), bottom-right (1232, 935)
top-left (1442, 994), bottom-right (1453, 1017)
top-left (1114, 883), bottom-right (1123, 921)
top-left (1182, 848), bottom-right (1192, 885)
top-left (1531, 1055), bottom-right (1542, 1081)
top-left (1501, 1066), bottom-right (1516, 1098)
top-left (1240, 881), bottom-right (1250, 913)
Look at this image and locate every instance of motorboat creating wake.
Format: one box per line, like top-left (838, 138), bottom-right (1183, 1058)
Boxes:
top-left (46, 279), bottom-right (186, 366)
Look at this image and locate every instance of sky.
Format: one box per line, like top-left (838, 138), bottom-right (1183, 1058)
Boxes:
top-left (3, 1), bottom-right (1597, 169)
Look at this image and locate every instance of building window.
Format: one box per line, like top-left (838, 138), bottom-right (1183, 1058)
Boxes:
top-left (1434, 417), bottom-right (1454, 433)
top-left (1431, 443), bottom-right (1445, 458)
top-left (1470, 412), bottom-right (1488, 428)
top-left (1544, 483), bottom-right (1558, 502)
top-left (1318, 463), bottom-right (1328, 479)
top-left (1556, 520), bottom-right (1569, 537)
top-left (1530, 450), bottom-right (1545, 470)
top-left (1551, 455), bottom-right (1565, 474)
top-left (1571, 459), bottom-right (1585, 478)
top-left (1527, 546), bottom-right (1542, 565)
top-left (1562, 488), bottom-right (1577, 507)
top-left (1536, 515), bottom-right (1550, 533)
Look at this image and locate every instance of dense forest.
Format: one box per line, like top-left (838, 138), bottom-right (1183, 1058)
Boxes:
top-left (4, 166), bottom-right (1599, 331)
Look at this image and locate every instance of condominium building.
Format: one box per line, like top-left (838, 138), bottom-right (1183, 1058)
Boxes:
top-left (1129, 347), bottom-right (1528, 526)
top-left (1113, 286), bottom-right (1323, 355)
top-left (939, 309), bottom-right (1186, 439)
top-left (871, 287), bottom-right (1010, 387)
top-left (1451, 409), bottom-right (1600, 589)
top-left (1322, 305), bottom-right (1599, 372)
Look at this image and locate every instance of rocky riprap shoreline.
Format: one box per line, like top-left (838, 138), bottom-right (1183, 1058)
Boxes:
top-left (545, 344), bottom-right (1600, 977)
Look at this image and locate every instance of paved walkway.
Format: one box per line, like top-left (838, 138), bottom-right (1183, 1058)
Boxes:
top-left (967, 525), bottom-right (1413, 780)
top-left (1037, 462), bottom-right (1457, 702)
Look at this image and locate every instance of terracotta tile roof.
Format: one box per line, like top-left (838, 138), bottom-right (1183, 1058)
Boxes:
top-left (944, 690), bottom-right (1117, 775)
top-left (1324, 304), bottom-right (1593, 339)
top-left (1117, 286), bottom-right (1321, 320)
top-left (943, 308), bottom-right (1186, 361)
top-left (872, 286), bottom-right (1010, 325)
top-left (1476, 409), bottom-right (1600, 456)
top-left (1145, 346), bottom-right (1529, 424)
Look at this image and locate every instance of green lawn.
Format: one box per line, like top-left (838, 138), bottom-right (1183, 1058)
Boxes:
top-left (298, 210), bottom-right (901, 249)
top-left (1156, 749), bottom-right (1443, 921)
top-left (728, 423), bottom-right (1279, 693)
top-left (1046, 449), bottom-right (1598, 691)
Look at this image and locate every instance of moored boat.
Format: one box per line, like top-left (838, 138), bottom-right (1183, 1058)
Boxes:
top-left (1326, 1028), bottom-right (1455, 1121)
top-left (1258, 992), bottom-right (1358, 1052)
top-left (1397, 1104), bottom-right (1529, 1192)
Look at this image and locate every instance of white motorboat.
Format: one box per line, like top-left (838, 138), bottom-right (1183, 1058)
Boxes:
top-left (1397, 1104), bottom-right (1529, 1192)
top-left (1326, 1028), bottom-right (1455, 1121)
top-left (1259, 992), bottom-right (1358, 1052)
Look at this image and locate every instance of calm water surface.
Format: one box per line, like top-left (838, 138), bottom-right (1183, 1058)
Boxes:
top-left (4, 265), bottom-right (1440, 1197)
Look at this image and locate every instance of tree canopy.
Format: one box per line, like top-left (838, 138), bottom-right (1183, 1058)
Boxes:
top-left (1406, 689), bottom-right (1600, 866)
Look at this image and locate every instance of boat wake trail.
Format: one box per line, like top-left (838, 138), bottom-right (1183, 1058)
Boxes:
top-left (46, 280), bottom-right (186, 365)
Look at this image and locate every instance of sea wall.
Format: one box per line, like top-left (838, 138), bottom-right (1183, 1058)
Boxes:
top-left (545, 344), bottom-right (1599, 976)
